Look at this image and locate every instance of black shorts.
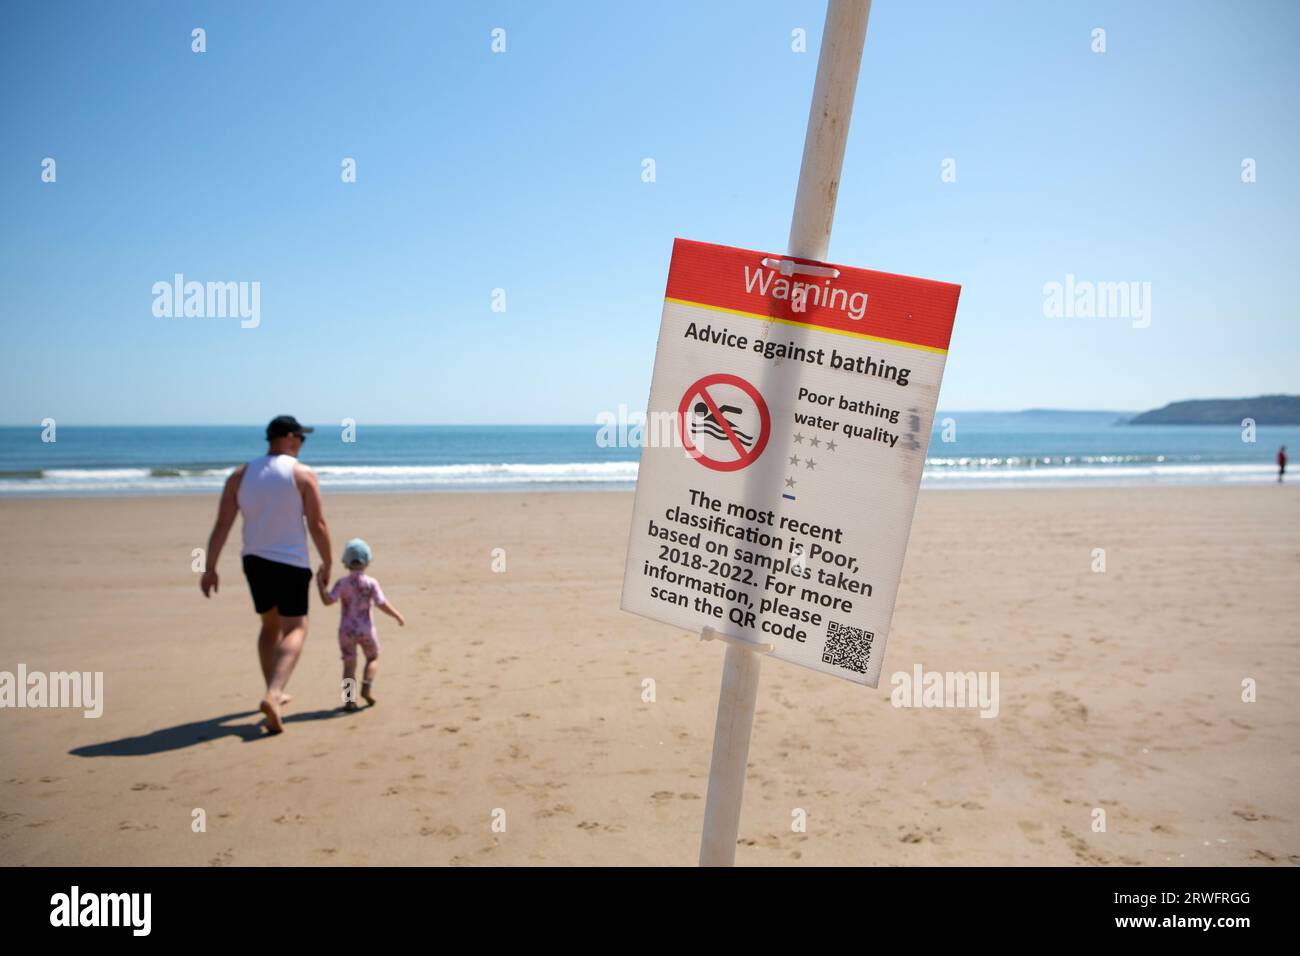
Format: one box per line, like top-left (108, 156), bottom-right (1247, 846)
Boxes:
top-left (242, 555), bottom-right (313, 617)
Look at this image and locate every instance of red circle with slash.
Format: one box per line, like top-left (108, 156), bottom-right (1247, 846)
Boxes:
top-left (677, 373), bottom-right (771, 472)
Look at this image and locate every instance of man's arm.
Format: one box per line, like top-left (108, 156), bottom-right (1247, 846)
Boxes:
top-left (297, 464), bottom-right (333, 589)
top-left (200, 466), bottom-right (244, 598)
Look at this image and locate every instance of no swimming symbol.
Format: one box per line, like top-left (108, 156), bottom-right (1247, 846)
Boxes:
top-left (677, 373), bottom-right (771, 472)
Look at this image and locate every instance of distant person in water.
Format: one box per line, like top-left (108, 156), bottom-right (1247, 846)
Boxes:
top-left (318, 538), bottom-right (404, 710)
top-left (200, 416), bottom-right (333, 734)
top-left (1280, 446), bottom-right (1287, 483)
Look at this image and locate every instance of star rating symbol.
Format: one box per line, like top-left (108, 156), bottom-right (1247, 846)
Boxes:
top-left (826, 440), bottom-right (837, 452)
top-left (809, 436), bottom-right (821, 448)
top-left (805, 458), bottom-right (816, 470)
top-left (789, 455), bottom-right (801, 466)
top-left (785, 476), bottom-right (796, 489)
top-left (793, 432), bottom-right (805, 444)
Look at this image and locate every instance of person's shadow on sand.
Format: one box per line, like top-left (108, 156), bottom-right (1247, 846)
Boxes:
top-left (70, 707), bottom-right (358, 757)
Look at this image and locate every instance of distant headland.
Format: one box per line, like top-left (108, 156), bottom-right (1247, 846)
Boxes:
top-left (1126, 395), bottom-right (1300, 425)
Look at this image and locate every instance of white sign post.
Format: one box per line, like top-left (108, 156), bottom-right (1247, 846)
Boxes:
top-left (620, 0), bottom-right (961, 866)
top-left (702, 0), bottom-right (871, 869)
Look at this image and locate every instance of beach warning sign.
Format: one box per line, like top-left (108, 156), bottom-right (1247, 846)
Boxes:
top-left (621, 238), bottom-right (961, 687)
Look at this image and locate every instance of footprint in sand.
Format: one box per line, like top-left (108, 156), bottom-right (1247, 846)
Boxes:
top-left (418, 823), bottom-right (463, 838)
top-left (1233, 809), bottom-right (1266, 822)
top-left (1049, 691), bottom-right (1089, 725)
top-left (1018, 820), bottom-right (1045, 845)
top-left (898, 824), bottom-right (946, 845)
top-left (1059, 825), bottom-right (1109, 864)
top-left (577, 821), bottom-right (625, 834)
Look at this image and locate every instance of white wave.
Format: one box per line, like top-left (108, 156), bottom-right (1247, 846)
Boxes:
top-left (921, 462), bottom-right (1276, 487)
top-left (0, 461), bottom-right (641, 496)
top-left (0, 458), bottom-right (1283, 497)
top-left (43, 468), bottom-right (156, 480)
top-left (311, 462), bottom-right (638, 482)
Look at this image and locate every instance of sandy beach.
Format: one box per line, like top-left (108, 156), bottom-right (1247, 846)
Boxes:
top-left (0, 485), bottom-right (1297, 867)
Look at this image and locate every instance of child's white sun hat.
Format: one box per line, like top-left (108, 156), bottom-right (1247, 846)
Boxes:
top-left (342, 538), bottom-right (372, 567)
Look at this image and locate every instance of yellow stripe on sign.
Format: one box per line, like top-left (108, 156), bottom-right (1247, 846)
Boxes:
top-left (664, 297), bottom-right (949, 355)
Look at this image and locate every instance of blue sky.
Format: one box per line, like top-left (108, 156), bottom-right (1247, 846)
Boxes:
top-left (2, 0), bottom-right (1296, 425)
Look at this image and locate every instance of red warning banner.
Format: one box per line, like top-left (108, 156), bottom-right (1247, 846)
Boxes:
top-left (663, 238), bottom-right (960, 354)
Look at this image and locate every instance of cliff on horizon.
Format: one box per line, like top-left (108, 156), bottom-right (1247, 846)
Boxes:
top-left (1127, 394), bottom-right (1300, 425)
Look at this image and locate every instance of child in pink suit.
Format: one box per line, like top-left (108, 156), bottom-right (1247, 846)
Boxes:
top-left (318, 538), bottom-right (404, 709)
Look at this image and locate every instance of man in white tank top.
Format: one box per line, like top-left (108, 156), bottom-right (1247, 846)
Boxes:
top-left (199, 416), bottom-right (333, 734)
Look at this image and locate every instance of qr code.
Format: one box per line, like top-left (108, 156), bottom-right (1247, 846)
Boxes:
top-left (822, 621), bottom-right (874, 674)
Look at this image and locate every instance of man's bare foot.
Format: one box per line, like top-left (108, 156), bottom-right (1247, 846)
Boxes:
top-left (277, 692), bottom-right (293, 708)
top-left (260, 696), bottom-right (285, 734)
top-left (361, 683), bottom-right (376, 707)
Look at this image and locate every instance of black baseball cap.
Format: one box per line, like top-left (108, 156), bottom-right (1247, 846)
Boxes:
top-left (266, 415), bottom-right (314, 441)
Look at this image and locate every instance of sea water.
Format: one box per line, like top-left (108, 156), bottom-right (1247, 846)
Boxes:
top-left (0, 414), bottom-right (1294, 496)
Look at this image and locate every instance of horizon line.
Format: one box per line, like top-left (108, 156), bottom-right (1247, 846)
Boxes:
top-left (0, 409), bottom-right (1149, 429)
